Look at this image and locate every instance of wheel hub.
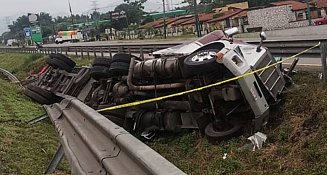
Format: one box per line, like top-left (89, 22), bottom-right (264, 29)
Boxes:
top-left (191, 51), bottom-right (216, 62)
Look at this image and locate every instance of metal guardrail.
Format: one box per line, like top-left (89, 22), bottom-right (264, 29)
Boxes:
top-left (0, 67), bottom-right (22, 88)
top-left (44, 98), bottom-right (186, 175)
top-left (0, 39), bottom-right (325, 59)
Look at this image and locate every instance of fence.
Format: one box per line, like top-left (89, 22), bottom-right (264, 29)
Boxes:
top-left (0, 39), bottom-right (326, 59)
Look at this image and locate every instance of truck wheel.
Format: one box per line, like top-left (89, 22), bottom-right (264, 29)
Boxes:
top-left (25, 85), bottom-right (60, 105)
top-left (50, 53), bottom-right (76, 68)
top-left (112, 53), bottom-right (140, 63)
top-left (205, 120), bottom-right (243, 144)
top-left (27, 85), bottom-right (54, 99)
top-left (25, 88), bottom-right (51, 105)
top-left (47, 57), bottom-right (74, 72)
top-left (182, 49), bottom-right (221, 77)
top-left (92, 57), bottom-right (112, 67)
top-left (90, 66), bottom-right (111, 80)
top-left (108, 62), bottom-right (130, 76)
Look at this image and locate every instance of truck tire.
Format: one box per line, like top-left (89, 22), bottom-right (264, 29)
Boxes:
top-left (112, 53), bottom-right (140, 63)
top-left (90, 66), bottom-right (111, 80)
top-left (25, 88), bottom-right (50, 105)
top-left (205, 121), bottom-right (243, 143)
top-left (47, 57), bottom-right (74, 72)
top-left (26, 85), bottom-right (61, 104)
top-left (182, 49), bottom-right (221, 77)
top-left (50, 53), bottom-right (76, 68)
top-left (27, 85), bottom-right (53, 99)
top-left (108, 62), bottom-right (130, 76)
top-left (92, 57), bottom-right (112, 67)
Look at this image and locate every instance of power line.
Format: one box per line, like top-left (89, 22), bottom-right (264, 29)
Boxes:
top-left (91, 0), bottom-right (100, 12)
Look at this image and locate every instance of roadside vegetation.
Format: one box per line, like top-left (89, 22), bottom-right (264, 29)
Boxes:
top-left (0, 53), bottom-right (75, 175)
top-left (0, 53), bottom-right (326, 174)
top-left (150, 72), bottom-right (327, 175)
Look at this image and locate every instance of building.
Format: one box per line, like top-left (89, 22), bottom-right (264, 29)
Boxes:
top-left (270, 1), bottom-right (315, 20)
top-left (180, 13), bottom-right (215, 35)
top-left (206, 9), bottom-right (245, 32)
top-left (316, 0), bottom-right (327, 17)
top-left (213, 2), bottom-right (249, 13)
top-left (247, 1), bottom-right (311, 31)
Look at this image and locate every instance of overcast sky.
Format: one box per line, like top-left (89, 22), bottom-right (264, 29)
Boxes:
top-left (0, 0), bottom-right (185, 33)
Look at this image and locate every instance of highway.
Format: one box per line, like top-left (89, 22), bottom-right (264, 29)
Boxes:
top-left (43, 35), bottom-right (327, 48)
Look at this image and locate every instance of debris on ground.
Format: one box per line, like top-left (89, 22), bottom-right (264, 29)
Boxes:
top-left (247, 132), bottom-right (267, 151)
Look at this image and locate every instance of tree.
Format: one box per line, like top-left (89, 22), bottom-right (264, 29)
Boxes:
top-left (38, 12), bottom-right (53, 26)
top-left (111, 3), bottom-right (145, 30)
top-left (7, 15), bottom-right (29, 41)
top-left (123, 0), bottom-right (147, 9)
top-left (41, 26), bottom-right (53, 37)
top-left (141, 15), bottom-right (154, 25)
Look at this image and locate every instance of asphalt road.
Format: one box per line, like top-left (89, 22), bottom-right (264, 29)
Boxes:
top-left (31, 25), bottom-right (327, 68)
top-left (43, 24), bottom-right (327, 47)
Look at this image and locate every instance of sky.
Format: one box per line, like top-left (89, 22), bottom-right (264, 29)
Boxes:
top-left (0, 0), bottom-right (185, 33)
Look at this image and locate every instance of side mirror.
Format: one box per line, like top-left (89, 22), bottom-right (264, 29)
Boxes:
top-left (259, 32), bottom-right (267, 41)
top-left (257, 32), bottom-right (267, 52)
top-left (224, 27), bottom-right (239, 37)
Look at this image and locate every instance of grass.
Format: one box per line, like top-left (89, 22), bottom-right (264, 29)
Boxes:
top-left (0, 53), bottom-right (73, 175)
top-left (149, 72), bottom-right (327, 175)
top-left (0, 79), bottom-right (70, 174)
top-left (1, 53), bottom-right (327, 174)
top-left (0, 53), bottom-right (94, 80)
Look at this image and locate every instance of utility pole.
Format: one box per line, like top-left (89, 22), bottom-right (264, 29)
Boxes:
top-left (163, 0), bottom-right (167, 39)
top-left (193, 0), bottom-right (201, 37)
top-left (91, 1), bottom-right (100, 40)
top-left (305, 0), bottom-right (312, 26)
top-left (68, 0), bottom-right (74, 25)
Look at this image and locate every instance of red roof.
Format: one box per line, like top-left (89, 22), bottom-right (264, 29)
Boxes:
top-left (181, 13), bottom-right (215, 25)
top-left (139, 19), bottom-right (164, 29)
top-left (171, 16), bottom-right (194, 26)
top-left (270, 1), bottom-right (307, 11)
top-left (233, 10), bottom-right (247, 18)
top-left (154, 16), bottom-right (188, 28)
top-left (206, 9), bottom-right (243, 23)
top-left (317, 0), bottom-right (327, 8)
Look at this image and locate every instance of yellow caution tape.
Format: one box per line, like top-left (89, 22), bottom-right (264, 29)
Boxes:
top-left (97, 42), bottom-right (321, 112)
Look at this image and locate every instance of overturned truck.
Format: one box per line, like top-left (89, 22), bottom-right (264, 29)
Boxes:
top-left (25, 28), bottom-right (287, 142)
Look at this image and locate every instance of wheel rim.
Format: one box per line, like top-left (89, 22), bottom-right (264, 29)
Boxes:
top-left (191, 51), bottom-right (216, 63)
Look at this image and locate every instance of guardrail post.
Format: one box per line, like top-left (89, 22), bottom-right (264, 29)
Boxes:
top-left (109, 46), bottom-right (112, 59)
top-left (320, 42), bottom-right (327, 82)
top-left (87, 47), bottom-right (90, 58)
top-left (93, 47), bottom-right (97, 58)
top-left (65, 48), bottom-right (68, 56)
top-left (118, 46), bottom-right (123, 53)
top-left (128, 47), bottom-right (131, 56)
top-left (140, 46), bottom-right (144, 61)
top-left (100, 47), bottom-right (104, 57)
top-left (81, 48), bottom-right (84, 58)
top-left (75, 47), bottom-right (78, 56)
top-left (44, 145), bottom-right (64, 174)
